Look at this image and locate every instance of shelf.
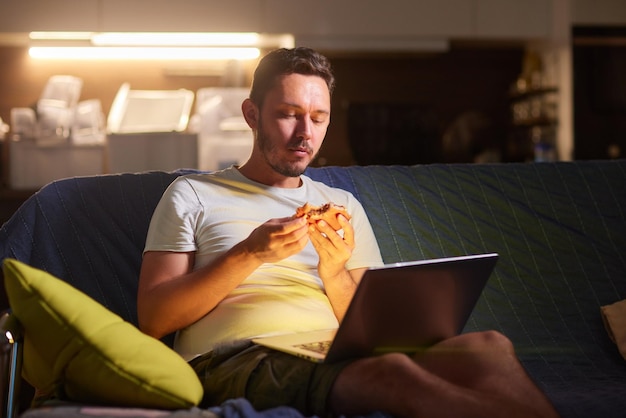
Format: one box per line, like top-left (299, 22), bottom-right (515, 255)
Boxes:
top-left (511, 118), bottom-right (558, 128)
top-left (509, 87), bottom-right (558, 101)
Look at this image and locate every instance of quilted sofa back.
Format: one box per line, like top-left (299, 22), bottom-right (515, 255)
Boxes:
top-left (0, 171), bottom-right (181, 329)
top-left (2, 162), bottom-right (626, 339)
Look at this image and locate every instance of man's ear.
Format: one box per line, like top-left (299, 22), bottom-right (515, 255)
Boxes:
top-left (242, 98), bottom-right (259, 130)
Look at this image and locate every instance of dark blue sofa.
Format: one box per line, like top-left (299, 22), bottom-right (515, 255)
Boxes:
top-left (1, 160), bottom-right (626, 418)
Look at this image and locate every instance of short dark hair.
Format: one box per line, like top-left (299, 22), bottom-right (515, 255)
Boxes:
top-left (249, 47), bottom-right (335, 107)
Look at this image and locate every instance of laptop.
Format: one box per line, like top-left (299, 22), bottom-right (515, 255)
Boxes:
top-left (252, 253), bottom-right (498, 363)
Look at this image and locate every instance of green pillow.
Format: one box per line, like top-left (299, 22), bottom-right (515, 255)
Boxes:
top-left (2, 258), bottom-right (203, 409)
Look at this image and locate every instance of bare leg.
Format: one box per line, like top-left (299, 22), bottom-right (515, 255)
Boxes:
top-left (328, 331), bottom-right (559, 418)
top-left (414, 331), bottom-right (557, 410)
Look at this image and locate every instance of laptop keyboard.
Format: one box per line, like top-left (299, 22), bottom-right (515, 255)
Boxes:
top-left (296, 340), bottom-right (332, 355)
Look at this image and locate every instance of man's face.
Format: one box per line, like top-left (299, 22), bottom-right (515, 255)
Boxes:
top-left (255, 73), bottom-right (331, 177)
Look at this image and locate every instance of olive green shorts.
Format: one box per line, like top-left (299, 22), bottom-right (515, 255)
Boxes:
top-left (189, 340), bottom-right (350, 417)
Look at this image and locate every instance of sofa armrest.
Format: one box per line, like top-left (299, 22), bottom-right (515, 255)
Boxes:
top-left (0, 311), bottom-right (23, 418)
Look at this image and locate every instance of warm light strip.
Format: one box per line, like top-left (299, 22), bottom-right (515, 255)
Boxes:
top-left (29, 31), bottom-right (93, 40)
top-left (28, 46), bottom-right (261, 60)
top-left (91, 32), bottom-right (260, 46)
top-left (29, 31), bottom-right (261, 46)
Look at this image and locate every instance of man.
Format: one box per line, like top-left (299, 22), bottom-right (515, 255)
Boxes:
top-left (138, 47), bottom-right (559, 418)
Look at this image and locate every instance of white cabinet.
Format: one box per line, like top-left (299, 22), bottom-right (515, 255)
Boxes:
top-left (3, 0), bottom-right (614, 45)
top-left (261, 0), bottom-right (473, 38)
top-left (262, 0), bottom-right (556, 48)
top-left (107, 133), bottom-right (198, 174)
top-left (0, 0), bottom-right (99, 32)
top-left (99, 0), bottom-right (263, 32)
top-left (9, 140), bottom-right (104, 190)
top-left (0, 0), bottom-right (263, 33)
top-left (571, 0), bottom-right (626, 25)
top-left (475, 0), bottom-right (553, 39)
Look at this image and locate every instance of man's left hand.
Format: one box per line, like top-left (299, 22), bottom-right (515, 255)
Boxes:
top-left (308, 214), bottom-right (354, 280)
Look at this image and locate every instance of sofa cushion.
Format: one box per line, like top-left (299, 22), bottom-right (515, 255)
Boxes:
top-left (2, 258), bottom-right (203, 409)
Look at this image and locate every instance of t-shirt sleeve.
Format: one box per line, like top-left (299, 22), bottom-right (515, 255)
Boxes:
top-left (144, 177), bottom-right (201, 254)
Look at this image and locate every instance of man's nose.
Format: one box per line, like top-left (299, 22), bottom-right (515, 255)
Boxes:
top-left (296, 117), bottom-right (313, 139)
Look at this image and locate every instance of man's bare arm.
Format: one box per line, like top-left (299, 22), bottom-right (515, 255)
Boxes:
top-left (137, 216), bottom-right (309, 339)
top-left (138, 243), bottom-right (261, 339)
top-left (308, 214), bottom-right (365, 322)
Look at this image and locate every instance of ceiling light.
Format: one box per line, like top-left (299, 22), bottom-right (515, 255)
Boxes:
top-left (29, 31), bottom-right (93, 41)
top-left (91, 32), bottom-right (260, 46)
top-left (26, 31), bottom-right (293, 61)
top-left (28, 46), bottom-right (261, 60)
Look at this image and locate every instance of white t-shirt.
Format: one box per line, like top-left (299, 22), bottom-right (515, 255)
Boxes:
top-left (144, 167), bottom-right (383, 360)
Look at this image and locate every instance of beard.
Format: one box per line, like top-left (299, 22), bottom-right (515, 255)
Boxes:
top-left (256, 119), bottom-right (318, 178)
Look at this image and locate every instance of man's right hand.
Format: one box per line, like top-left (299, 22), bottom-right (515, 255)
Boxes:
top-left (242, 216), bottom-right (310, 264)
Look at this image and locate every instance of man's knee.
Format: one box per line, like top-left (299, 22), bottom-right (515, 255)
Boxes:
top-left (375, 352), bottom-right (417, 370)
top-left (474, 330), bottom-right (515, 353)
top-left (436, 330), bottom-right (514, 354)
top-left (339, 352), bottom-right (417, 384)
